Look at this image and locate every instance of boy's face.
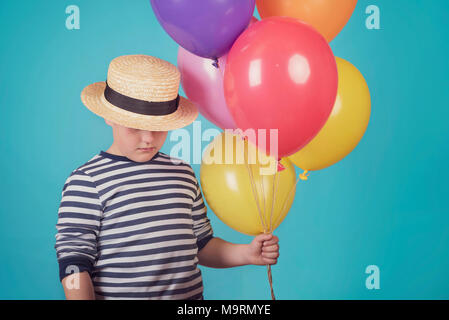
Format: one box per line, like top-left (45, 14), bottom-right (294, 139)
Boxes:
top-left (105, 119), bottom-right (168, 162)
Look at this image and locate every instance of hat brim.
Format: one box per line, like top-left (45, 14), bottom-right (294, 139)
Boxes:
top-left (81, 82), bottom-right (198, 131)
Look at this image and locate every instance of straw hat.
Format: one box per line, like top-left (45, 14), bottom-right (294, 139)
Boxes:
top-left (81, 54), bottom-right (198, 131)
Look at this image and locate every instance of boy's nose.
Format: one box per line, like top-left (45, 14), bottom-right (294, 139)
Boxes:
top-left (140, 130), bottom-right (155, 143)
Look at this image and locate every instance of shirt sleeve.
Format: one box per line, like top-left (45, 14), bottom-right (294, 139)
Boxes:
top-left (191, 180), bottom-right (214, 251)
top-left (54, 170), bottom-right (103, 281)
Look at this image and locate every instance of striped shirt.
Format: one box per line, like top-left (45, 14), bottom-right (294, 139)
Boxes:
top-left (54, 150), bottom-right (214, 300)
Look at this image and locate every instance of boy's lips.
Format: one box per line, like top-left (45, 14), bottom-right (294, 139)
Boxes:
top-left (138, 147), bottom-right (156, 152)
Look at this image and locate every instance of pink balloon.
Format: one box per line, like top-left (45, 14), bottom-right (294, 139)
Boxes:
top-left (178, 47), bottom-right (236, 130)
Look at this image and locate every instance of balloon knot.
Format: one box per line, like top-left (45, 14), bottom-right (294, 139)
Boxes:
top-left (299, 170), bottom-right (309, 180)
top-left (277, 160), bottom-right (285, 172)
top-left (212, 58), bottom-right (219, 69)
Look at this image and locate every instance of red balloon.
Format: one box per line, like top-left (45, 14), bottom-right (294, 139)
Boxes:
top-left (224, 17), bottom-right (338, 158)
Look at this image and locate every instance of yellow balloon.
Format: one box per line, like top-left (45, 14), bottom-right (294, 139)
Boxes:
top-left (200, 132), bottom-right (297, 235)
top-left (288, 57), bottom-right (371, 171)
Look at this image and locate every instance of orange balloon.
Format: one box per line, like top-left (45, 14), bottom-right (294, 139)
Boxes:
top-left (256, 0), bottom-right (358, 42)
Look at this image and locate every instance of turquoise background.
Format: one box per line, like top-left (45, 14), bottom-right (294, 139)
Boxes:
top-left (0, 0), bottom-right (448, 299)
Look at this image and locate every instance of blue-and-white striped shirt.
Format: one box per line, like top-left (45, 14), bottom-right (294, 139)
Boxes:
top-left (55, 151), bottom-right (214, 300)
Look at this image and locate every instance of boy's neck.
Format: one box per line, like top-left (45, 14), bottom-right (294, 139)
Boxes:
top-left (105, 144), bottom-right (124, 157)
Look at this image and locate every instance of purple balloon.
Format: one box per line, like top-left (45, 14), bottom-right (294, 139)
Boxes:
top-left (151, 0), bottom-right (256, 59)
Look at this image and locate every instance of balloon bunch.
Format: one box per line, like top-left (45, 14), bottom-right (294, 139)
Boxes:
top-left (151, 0), bottom-right (370, 299)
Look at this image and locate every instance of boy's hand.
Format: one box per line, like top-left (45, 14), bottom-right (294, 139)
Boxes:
top-left (246, 234), bottom-right (279, 266)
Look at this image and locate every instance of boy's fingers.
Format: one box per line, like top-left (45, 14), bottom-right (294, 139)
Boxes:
top-left (262, 244), bottom-right (279, 252)
top-left (263, 258), bottom-right (277, 265)
top-left (255, 234), bottom-right (272, 244)
top-left (263, 240), bottom-right (278, 247)
top-left (262, 251), bottom-right (279, 259)
top-left (263, 236), bottom-right (279, 246)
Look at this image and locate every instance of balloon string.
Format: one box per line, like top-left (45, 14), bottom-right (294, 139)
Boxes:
top-left (267, 170), bottom-right (308, 299)
top-left (256, 155), bottom-right (277, 300)
top-left (258, 164), bottom-right (276, 301)
top-left (272, 172), bottom-right (302, 230)
top-left (242, 139), bottom-right (275, 300)
top-left (258, 166), bottom-right (267, 229)
top-left (243, 142), bottom-right (267, 231)
top-left (269, 162), bottom-right (280, 233)
top-left (260, 227), bottom-right (275, 300)
top-left (261, 227), bottom-right (275, 300)
top-left (247, 163), bottom-right (267, 231)
top-left (265, 161), bottom-right (279, 300)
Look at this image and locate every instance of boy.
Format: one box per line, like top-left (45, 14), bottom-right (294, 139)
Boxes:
top-left (55, 55), bottom-right (279, 300)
